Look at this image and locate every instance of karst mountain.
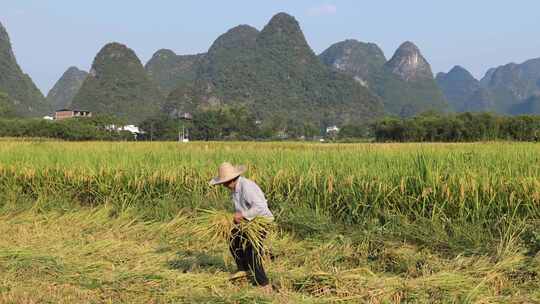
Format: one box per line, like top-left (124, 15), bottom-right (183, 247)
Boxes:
top-left (0, 22), bottom-right (48, 116)
top-left (46, 66), bottom-right (88, 111)
top-left (2, 13), bottom-right (540, 123)
top-left (71, 43), bottom-right (164, 123)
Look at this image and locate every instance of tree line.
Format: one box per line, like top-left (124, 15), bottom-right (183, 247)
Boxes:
top-left (0, 105), bottom-right (315, 141)
top-left (139, 105), bottom-right (322, 141)
top-left (1, 108), bottom-right (540, 142)
top-left (369, 112), bottom-right (540, 142)
top-left (0, 116), bottom-right (134, 141)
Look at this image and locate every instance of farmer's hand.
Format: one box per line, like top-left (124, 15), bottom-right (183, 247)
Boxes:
top-left (233, 212), bottom-right (244, 224)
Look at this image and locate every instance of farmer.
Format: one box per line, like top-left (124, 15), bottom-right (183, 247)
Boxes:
top-left (209, 162), bottom-right (273, 292)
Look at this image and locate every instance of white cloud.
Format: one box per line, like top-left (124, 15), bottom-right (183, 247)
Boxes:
top-left (307, 4), bottom-right (337, 17)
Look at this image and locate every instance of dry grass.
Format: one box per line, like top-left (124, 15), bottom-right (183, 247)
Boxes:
top-left (0, 207), bottom-right (538, 303)
top-left (0, 141), bottom-right (539, 303)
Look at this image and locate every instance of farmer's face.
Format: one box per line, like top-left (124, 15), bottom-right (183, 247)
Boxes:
top-left (223, 179), bottom-right (237, 191)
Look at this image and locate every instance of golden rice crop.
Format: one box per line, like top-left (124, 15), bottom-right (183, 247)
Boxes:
top-left (1, 141), bottom-right (539, 224)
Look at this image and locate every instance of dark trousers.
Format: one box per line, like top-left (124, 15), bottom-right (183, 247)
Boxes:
top-left (229, 227), bottom-right (269, 286)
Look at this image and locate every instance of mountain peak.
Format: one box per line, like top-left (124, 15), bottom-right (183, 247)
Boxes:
top-left (0, 20), bottom-right (47, 116)
top-left (261, 12), bottom-right (304, 39)
top-left (99, 42), bottom-right (138, 58)
top-left (0, 21), bottom-right (14, 58)
top-left (268, 12), bottom-right (297, 25)
top-left (46, 66), bottom-right (88, 110)
top-left (208, 25), bottom-right (259, 54)
top-left (65, 66), bottom-right (85, 74)
top-left (449, 65), bottom-right (472, 75)
top-left (481, 57), bottom-right (540, 101)
top-left (174, 12), bottom-right (383, 125)
top-left (258, 12), bottom-right (314, 62)
top-left (89, 42), bottom-right (142, 77)
top-left (319, 39), bottom-right (386, 86)
top-left (439, 65), bottom-right (477, 82)
top-left (152, 49), bottom-right (177, 58)
top-left (0, 21), bottom-right (8, 42)
top-left (232, 24), bottom-right (259, 32)
top-left (223, 24), bottom-right (259, 38)
top-left (385, 41), bottom-right (433, 81)
top-left (72, 42), bottom-right (163, 123)
top-left (398, 41), bottom-right (420, 53)
top-left (437, 65), bottom-right (479, 88)
top-left (329, 39), bottom-right (385, 55)
top-left (436, 65), bottom-right (492, 112)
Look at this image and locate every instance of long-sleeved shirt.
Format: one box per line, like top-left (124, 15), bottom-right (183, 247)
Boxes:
top-left (232, 176), bottom-right (273, 221)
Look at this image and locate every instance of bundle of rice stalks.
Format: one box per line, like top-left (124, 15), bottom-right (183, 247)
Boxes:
top-left (193, 209), bottom-right (275, 259)
top-left (193, 209), bottom-right (235, 245)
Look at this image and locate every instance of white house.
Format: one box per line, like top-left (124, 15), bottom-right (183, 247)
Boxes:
top-left (105, 124), bottom-right (141, 133)
top-left (121, 125), bottom-right (142, 134)
top-left (105, 124), bottom-right (144, 140)
top-left (326, 125), bottom-right (340, 134)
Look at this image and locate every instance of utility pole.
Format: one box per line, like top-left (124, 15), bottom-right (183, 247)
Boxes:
top-left (177, 111), bottom-right (191, 143)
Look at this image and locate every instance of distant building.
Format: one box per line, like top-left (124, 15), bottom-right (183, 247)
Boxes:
top-left (178, 112), bottom-right (193, 120)
top-left (55, 109), bottom-right (92, 120)
top-left (276, 130), bottom-right (288, 139)
top-left (105, 124), bottom-right (144, 140)
top-left (326, 125), bottom-right (340, 134)
top-left (120, 125), bottom-right (142, 134)
top-left (105, 124), bottom-right (143, 134)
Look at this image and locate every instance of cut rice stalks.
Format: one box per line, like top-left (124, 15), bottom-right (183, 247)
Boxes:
top-left (193, 209), bottom-right (275, 260)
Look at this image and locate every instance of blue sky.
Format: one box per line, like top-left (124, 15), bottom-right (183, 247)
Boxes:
top-left (2, 0), bottom-right (540, 94)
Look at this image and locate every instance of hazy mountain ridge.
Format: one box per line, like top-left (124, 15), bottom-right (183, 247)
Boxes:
top-left (438, 58), bottom-right (540, 114)
top-left (46, 66), bottom-right (88, 110)
top-left (480, 58), bottom-right (540, 112)
top-left (510, 94), bottom-right (540, 115)
top-left (320, 40), bottom-right (447, 117)
top-left (436, 66), bottom-right (493, 112)
top-left (481, 58), bottom-right (540, 99)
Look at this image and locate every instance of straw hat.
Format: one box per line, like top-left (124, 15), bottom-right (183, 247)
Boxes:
top-left (209, 162), bottom-right (246, 186)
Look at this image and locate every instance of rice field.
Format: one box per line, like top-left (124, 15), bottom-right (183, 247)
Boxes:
top-left (0, 140), bottom-right (539, 303)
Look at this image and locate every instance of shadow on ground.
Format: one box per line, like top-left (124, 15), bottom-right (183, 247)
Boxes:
top-left (167, 250), bottom-right (230, 273)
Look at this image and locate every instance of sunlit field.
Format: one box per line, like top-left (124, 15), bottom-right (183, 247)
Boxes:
top-left (1, 141), bottom-right (539, 303)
